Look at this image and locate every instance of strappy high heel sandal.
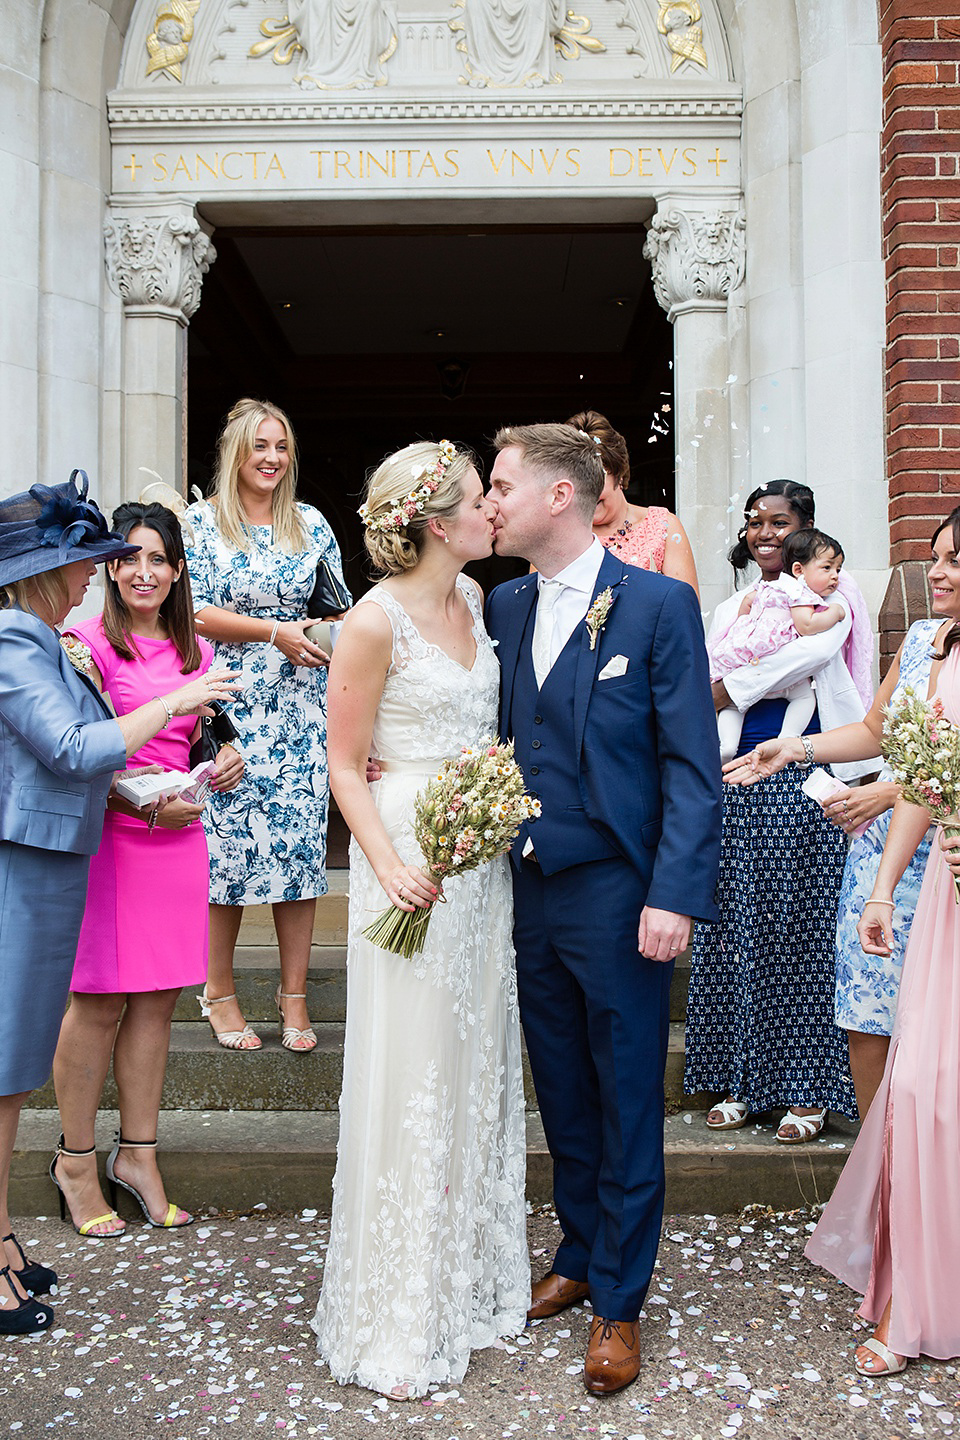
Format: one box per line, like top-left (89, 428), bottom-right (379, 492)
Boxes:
top-left (198, 986), bottom-right (261, 1050)
top-left (106, 1133), bottom-right (194, 1229)
top-left (276, 986), bottom-right (317, 1053)
top-left (2, 1232), bottom-right (57, 1296)
top-left (49, 1136), bottom-right (125, 1237)
top-left (0, 1264), bottom-right (53, 1334)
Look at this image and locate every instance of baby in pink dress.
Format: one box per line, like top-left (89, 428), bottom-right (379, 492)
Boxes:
top-left (709, 529), bottom-right (848, 761)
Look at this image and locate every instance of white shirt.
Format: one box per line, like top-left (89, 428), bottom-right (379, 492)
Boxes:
top-left (533, 538), bottom-right (606, 682)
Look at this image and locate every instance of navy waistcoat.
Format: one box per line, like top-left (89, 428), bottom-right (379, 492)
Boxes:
top-left (510, 610), bottom-right (620, 875)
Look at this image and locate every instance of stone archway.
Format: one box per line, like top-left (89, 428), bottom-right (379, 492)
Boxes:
top-left (105, 0), bottom-right (746, 607)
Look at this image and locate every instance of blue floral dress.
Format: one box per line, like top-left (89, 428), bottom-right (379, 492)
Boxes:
top-left (184, 500), bottom-right (349, 906)
top-left (834, 619), bottom-right (940, 1035)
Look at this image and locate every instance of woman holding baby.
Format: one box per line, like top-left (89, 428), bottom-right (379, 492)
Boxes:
top-left (684, 480), bottom-right (873, 1143)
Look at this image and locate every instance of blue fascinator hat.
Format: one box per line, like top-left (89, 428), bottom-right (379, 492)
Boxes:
top-left (0, 470), bottom-right (140, 586)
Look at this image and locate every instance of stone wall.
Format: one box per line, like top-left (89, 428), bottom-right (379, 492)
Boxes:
top-left (879, 1), bottom-right (960, 668)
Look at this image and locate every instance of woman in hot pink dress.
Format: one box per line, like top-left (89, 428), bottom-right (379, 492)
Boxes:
top-left (806, 520), bottom-right (960, 1373)
top-left (566, 409), bottom-right (699, 593)
top-left (49, 501), bottom-right (243, 1235)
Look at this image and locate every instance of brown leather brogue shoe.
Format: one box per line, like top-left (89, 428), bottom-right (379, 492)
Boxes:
top-left (583, 1316), bottom-right (642, 1394)
top-left (526, 1272), bottom-right (591, 1321)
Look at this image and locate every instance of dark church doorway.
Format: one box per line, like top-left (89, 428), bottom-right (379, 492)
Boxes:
top-left (186, 223), bottom-right (675, 601)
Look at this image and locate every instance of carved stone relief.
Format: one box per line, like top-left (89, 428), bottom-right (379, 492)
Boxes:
top-left (145, 0), bottom-right (202, 81)
top-left (103, 206), bottom-right (216, 320)
top-left (643, 204), bottom-right (745, 319)
top-left (287, 1), bottom-right (398, 89)
top-left (657, 2), bottom-right (707, 73)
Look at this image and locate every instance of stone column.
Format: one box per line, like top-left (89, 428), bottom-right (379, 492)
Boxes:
top-left (103, 199), bottom-right (216, 494)
top-left (643, 197), bottom-right (745, 619)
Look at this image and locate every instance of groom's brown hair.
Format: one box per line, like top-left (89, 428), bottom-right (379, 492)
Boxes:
top-left (493, 423), bottom-right (606, 523)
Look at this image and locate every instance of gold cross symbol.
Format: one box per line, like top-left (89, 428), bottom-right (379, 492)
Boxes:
top-left (124, 154), bottom-right (142, 181)
top-left (708, 148), bottom-right (727, 176)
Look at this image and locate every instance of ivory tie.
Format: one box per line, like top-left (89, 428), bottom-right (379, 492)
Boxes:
top-left (532, 578), bottom-right (564, 689)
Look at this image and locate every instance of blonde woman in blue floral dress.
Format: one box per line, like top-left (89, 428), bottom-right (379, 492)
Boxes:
top-left (185, 398), bottom-right (349, 1052)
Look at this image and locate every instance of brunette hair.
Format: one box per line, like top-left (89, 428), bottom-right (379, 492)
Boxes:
top-left (210, 397), bottom-right (307, 554)
top-left (361, 441), bottom-right (477, 576)
top-left (565, 410), bottom-right (631, 490)
top-left (932, 507), bottom-right (960, 660)
top-left (729, 479), bottom-right (816, 582)
top-left (0, 568), bottom-right (71, 623)
top-left (493, 422), bottom-right (606, 523)
top-left (103, 503), bottom-right (203, 673)
top-left (781, 528), bottom-right (844, 571)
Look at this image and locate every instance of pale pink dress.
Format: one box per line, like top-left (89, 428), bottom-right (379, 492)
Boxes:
top-left (600, 505), bottom-right (669, 572)
top-left (805, 645), bottom-right (960, 1360)
top-left (707, 575), bottom-right (823, 682)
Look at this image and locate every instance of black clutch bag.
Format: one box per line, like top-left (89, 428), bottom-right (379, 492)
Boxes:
top-left (189, 701), bottom-right (239, 769)
top-left (306, 558), bottom-right (352, 619)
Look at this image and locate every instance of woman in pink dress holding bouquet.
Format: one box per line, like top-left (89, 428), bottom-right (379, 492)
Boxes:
top-left (49, 501), bottom-right (243, 1235)
top-left (805, 509), bottom-right (960, 1374)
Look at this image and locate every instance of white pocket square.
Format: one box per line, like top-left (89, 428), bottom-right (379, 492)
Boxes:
top-left (598, 654), bottom-right (629, 680)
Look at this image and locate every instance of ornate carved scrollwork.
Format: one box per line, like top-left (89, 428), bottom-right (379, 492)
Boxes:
top-left (103, 206), bottom-right (216, 321)
top-left (643, 204), bottom-right (744, 320)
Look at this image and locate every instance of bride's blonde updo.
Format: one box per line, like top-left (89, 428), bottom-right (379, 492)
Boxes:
top-left (359, 440), bottom-right (476, 576)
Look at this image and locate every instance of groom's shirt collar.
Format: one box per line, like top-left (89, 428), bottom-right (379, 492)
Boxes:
top-left (539, 536), bottom-right (605, 597)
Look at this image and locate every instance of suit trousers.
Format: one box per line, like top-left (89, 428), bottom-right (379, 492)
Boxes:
top-left (512, 853), bottom-right (673, 1321)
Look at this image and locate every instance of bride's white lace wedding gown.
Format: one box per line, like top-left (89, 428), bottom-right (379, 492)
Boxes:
top-left (311, 577), bottom-right (529, 1397)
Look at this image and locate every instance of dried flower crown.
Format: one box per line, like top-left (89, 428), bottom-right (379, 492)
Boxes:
top-left (358, 440), bottom-right (457, 535)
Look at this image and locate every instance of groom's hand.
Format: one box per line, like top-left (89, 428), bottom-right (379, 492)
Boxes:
top-left (637, 907), bottom-right (690, 963)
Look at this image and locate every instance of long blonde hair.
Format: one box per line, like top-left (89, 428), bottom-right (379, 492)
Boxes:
top-left (209, 397), bottom-right (307, 553)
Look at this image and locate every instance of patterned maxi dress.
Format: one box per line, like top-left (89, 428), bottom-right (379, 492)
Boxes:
top-left (312, 577), bottom-right (529, 1397)
top-left (185, 500), bottom-right (348, 905)
top-left (833, 619), bottom-right (938, 1035)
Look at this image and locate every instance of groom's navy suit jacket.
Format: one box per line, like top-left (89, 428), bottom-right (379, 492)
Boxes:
top-left (486, 547), bottom-right (721, 920)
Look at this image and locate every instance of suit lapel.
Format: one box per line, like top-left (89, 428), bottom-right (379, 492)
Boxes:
top-left (498, 576), bottom-right (538, 740)
top-left (573, 549), bottom-right (628, 755)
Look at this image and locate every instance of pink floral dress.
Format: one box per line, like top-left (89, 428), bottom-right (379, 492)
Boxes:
top-left (599, 505), bottom-right (669, 573)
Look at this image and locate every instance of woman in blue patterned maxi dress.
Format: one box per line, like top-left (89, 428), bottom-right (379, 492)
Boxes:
top-left (185, 398), bottom-right (349, 1053)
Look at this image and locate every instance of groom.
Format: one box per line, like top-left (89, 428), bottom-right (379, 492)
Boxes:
top-left (485, 423), bottom-right (722, 1395)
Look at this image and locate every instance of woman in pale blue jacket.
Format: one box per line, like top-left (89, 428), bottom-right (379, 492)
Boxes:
top-left (0, 472), bottom-right (239, 1335)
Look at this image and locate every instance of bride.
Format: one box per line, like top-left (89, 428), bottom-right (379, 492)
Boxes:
top-left (311, 440), bottom-right (529, 1399)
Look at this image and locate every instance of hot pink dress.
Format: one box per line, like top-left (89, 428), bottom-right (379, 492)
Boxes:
top-left (600, 505), bottom-right (670, 572)
top-left (68, 617), bottom-right (214, 994)
top-left (805, 644), bottom-right (960, 1360)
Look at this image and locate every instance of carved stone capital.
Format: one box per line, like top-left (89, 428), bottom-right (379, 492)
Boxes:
top-left (103, 201), bottom-right (216, 322)
top-left (643, 202), bottom-right (744, 320)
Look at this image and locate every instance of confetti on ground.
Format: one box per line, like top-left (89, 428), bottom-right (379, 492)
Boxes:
top-left (4, 1206), bottom-right (957, 1438)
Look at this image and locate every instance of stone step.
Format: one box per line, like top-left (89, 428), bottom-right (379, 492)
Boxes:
top-left (27, 1022), bottom-right (707, 1114)
top-left (173, 951), bottom-right (691, 1024)
top-left (11, 1108), bottom-right (859, 1218)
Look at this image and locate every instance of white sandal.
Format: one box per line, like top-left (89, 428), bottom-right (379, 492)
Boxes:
top-left (705, 1098), bottom-right (750, 1130)
top-left (775, 1107), bottom-right (827, 1144)
top-left (276, 987), bottom-right (317, 1053)
top-left (855, 1336), bottom-right (908, 1376)
top-left (198, 987), bottom-right (262, 1050)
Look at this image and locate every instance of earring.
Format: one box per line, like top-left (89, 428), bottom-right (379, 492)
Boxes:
top-left (443, 534), bottom-right (449, 544)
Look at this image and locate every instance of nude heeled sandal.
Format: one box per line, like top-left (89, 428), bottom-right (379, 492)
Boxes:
top-left (276, 986), bottom-right (317, 1052)
top-left (198, 986), bottom-right (262, 1050)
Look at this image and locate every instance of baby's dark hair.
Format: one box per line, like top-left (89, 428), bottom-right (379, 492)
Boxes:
top-left (781, 527), bottom-right (844, 571)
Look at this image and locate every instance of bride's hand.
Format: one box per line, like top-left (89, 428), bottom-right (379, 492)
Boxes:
top-left (383, 863), bottom-right (439, 912)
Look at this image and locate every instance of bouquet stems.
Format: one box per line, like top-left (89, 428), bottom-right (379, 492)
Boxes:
top-left (942, 823), bottom-right (960, 904)
top-left (362, 890), bottom-right (439, 959)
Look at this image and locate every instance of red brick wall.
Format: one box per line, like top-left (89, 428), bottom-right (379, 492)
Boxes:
top-left (879, 3), bottom-right (960, 665)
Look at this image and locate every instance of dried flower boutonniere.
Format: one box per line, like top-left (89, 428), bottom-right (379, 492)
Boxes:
top-left (585, 587), bottom-right (616, 651)
top-left (60, 635), bottom-right (93, 675)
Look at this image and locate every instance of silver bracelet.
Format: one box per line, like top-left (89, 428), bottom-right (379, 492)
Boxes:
top-left (153, 694), bottom-right (173, 729)
top-left (798, 736), bottom-right (816, 768)
top-left (867, 898), bottom-right (895, 907)
top-left (268, 620), bottom-right (280, 647)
